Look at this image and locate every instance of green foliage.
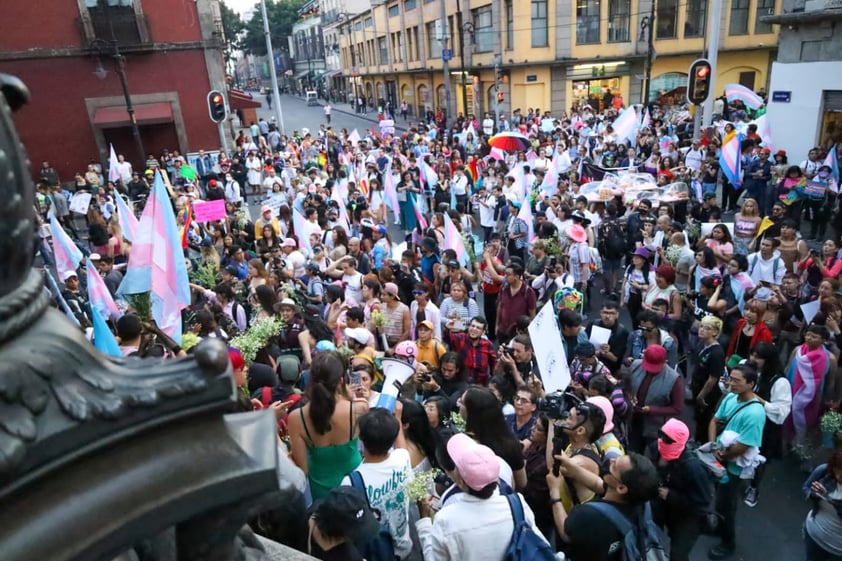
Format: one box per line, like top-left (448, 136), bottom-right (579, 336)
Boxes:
top-left (229, 315), bottom-right (286, 365)
top-left (448, 412), bottom-right (466, 432)
top-left (189, 261), bottom-right (219, 289)
top-left (821, 410), bottom-right (842, 433)
top-left (405, 468), bottom-right (441, 502)
top-left (544, 231), bottom-right (562, 257)
top-left (240, 0), bottom-right (306, 56)
top-left (124, 292), bottom-right (152, 322)
top-left (181, 332), bottom-right (201, 352)
top-left (219, 1), bottom-right (245, 62)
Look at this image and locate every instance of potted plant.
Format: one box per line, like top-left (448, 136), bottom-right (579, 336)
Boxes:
top-left (820, 410), bottom-right (842, 449)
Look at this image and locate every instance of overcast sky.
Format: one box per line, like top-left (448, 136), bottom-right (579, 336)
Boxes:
top-left (225, 0), bottom-right (255, 15)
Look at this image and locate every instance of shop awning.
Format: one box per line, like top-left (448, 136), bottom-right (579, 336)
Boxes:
top-left (228, 89), bottom-right (261, 110)
top-left (293, 70), bottom-right (309, 79)
top-left (322, 70), bottom-right (341, 79)
top-left (92, 102), bottom-right (173, 127)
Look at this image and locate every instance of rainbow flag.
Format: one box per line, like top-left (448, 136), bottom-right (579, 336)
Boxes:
top-left (180, 202), bottom-right (192, 249)
top-left (117, 171), bottom-right (190, 343)
top-left (442, 212), bottom-right (468, 265)
top-left (466, 159), bottom-right (478, 186)
top-left (719, 132), bottom-right (742, 188)
top-left (724, 84), bottom-right (764, 109)
top-left (358, 177), bottom-right (370, 198)
top-left (49, 215), bottom-right (83, 280)
top-left (86, 258), bottom-right (121, 320)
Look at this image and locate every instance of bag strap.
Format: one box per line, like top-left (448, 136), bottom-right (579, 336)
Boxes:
top-left (261, 386), bottom-right (272, 408)
top-left (585, 501), bottom-right (634, 535)
top-left (722, 399), bottom-right (763, 428)
top-left (505, 494), bottom-right (525, 527)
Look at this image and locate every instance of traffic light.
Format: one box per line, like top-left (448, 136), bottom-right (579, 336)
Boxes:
top-left (207, 90), bottom-right (228, 123)
top-left (687, 59), bottom-right (712, 105)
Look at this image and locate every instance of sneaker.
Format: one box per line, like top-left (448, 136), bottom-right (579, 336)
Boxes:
top-left (708, 544), bottom-right (735, 560)
top-left (744, 486), bottom-right (758, 507)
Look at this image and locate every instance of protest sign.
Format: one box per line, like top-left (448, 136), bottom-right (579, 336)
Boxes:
top-left (69, 192), bottom-right (92, 214)
top-left (527, 301), bottom-right (570, 393)
top-left (191, 199), bottom-right (227, 223)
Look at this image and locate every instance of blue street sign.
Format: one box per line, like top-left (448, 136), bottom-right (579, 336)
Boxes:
top-left (442, 49), bottom-right (453, 61)
top-left (772, 91), bottom-right (792, 103)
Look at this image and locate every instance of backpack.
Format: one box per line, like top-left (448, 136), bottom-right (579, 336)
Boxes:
top-left (348, 471), bottom-right (397, 561)
top-left (231, 301), bottom-right (250, 332)
top-left (601, 220), bottom-right (627, 259)
top-left (585, 501), bottom-right (667, 561)
top-left (749, 254), bottom-right (780, 280)
top-left (503, 494), bottom-right (556, 561)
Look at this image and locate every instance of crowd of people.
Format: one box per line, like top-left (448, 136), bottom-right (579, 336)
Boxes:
top-left (35, 95), bottom-right (842, 561)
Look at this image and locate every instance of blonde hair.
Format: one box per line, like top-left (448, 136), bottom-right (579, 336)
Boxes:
top-left (740, 198), bottom-right (760, 218)
top-left (700, 315), bottom-right (723, 334)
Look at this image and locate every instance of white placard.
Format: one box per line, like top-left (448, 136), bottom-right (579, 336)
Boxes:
top-left (527, 301), bottom-right (570, 393)
top-left (589, 325), bottom-right (612, 347)
top-left (701, 222), bottom-right (735, 238)
top-left (801, 300), bottom-right (821, 325)
top-left (263, 195), bottom-right (286, 218)
top-left (69, 192), bottom-right (92, 214)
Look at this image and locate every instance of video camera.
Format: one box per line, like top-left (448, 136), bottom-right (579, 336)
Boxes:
top-left (536, 390), bottom-right (582, 420)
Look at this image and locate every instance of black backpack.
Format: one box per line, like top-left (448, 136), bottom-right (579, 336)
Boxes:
top-left (348, 471), bottom-right (397, 561)
top-left (601, 220), bottom-right (627, 259)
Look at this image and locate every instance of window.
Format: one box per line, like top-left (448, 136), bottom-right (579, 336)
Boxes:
top-left (388, 4), bottom-right (399, 16)
top-left (576, 0), bottom-right (601, 44)
top-left (755, 0), bottom-right (775, 33)
top-left (354, 21), bottom-right (362, 31)
top-left (365, 17), bottom-right (373, 27)
top-left (739, 71), bottom-right (756, 89)
top-left (405, 0), bottom-right (417, 10)
top-left (531, 0), bottom-right (548, 47)
top-left (378, 36), bottom-right (389, 64)
top-left (85, 0), bottom-right (143, 44)
top-left (607, 0), bottom-right (630, 42)
top-left (684, 0), bottom-right (706, 37)
top-left (426, 21), bottom-right (440, 58)
top-left (505, 0), bottom-right (513, 49)
top-left (730, 0), bottom-right (749, 35)
top-left (656, 0), bottom-right (678, 38)
top-left (473, 7), bottom-right (494, 52)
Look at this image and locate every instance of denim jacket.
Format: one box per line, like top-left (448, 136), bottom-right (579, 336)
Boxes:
top-left (803, 464), bottom-right (839, 498)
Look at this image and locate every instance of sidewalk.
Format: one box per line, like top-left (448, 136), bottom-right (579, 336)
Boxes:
top-left (291, 93), bottom-right (409, 132)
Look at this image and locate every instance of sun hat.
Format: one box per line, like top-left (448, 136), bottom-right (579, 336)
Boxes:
top-left (633, 247), bottom-right (651, 259)
top-left (566, 224), bottom-right (588, 243)
top-left (447, 433), bottom-right (499, 491)
top-left (570, 210), bottom-right (592, 224)
top-left (641, 345), bottom-right (667, 373)
top-left (586, 396), bottom-right (615, 433)
top-left (658, 418), bottom-right (690, 461)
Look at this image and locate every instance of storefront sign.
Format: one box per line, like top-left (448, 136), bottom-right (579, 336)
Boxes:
top-left (526, 75), bottom-right (538, 82)
top-left (772, 91), bottom-right (792, 103)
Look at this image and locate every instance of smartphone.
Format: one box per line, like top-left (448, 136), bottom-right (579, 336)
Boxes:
top-left (350, 370), bottom-right (361, 386)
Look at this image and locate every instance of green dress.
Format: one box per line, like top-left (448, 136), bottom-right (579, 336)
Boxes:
top-left (299, 407), bottom-right (362, 501)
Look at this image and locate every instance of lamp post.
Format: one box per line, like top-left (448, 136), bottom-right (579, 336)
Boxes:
top-left (455, 0), bottom-right (474, 118)
top-left (90, 39), bottom-right (146, 166)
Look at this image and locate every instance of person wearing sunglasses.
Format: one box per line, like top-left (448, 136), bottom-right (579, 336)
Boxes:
top-left (647, 418), bottom-right (714, 561)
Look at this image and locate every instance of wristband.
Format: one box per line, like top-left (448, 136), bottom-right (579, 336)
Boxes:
top-left (550, 498), bottom-right (562, 506)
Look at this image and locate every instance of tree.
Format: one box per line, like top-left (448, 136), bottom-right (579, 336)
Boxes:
top-left (239, 0), bottom-right (305, 57)
top-left (219, 1), bottom-right (245, 63)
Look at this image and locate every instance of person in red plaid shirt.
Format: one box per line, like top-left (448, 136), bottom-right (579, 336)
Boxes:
top-left (446, 316), bottom-right (497, 386)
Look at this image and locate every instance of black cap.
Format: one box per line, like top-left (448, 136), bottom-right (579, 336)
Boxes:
top-left (312, 487), bottom-right (380, 542)
top-left (223, 265), bottom-right (238, 276)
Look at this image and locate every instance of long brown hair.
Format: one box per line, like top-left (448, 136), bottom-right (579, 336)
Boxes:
top-left (307, 352), bottom-right (348, 435)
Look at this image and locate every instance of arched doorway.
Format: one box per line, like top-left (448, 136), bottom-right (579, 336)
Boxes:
top-left (400, 84), bottom-right (413, 116)
top-left (436, 85), bottom-right (446, 113)
top-left (365, 82), bottom-right (374, 104)
top-left (417, 84), bottom-right (430, 117)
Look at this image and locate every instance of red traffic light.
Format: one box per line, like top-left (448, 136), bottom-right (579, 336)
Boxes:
top-left (687, 58), bottom-right (712, 105)
top-left (207, 90), bottom-right (228, 123)
top-left (696, 67), bottom-right (710, 78)
top-left (211, 94), bottom-right (223, 103)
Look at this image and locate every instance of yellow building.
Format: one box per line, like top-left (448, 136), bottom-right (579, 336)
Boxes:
top-left (334, 0), bottom-right (779, 118)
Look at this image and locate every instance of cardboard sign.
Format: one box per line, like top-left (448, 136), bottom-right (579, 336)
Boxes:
top-left (527, 301), bottom-right (571, 393)
top-left (69, 192), bottom-right (92, 214)
top-left (191, 199), bottom-right (227, 222)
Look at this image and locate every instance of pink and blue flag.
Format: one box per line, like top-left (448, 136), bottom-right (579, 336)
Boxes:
top-left (824, 146), bottom-right (840, 184)
top-left (114, 193), bottom-right (139, 243)
top-left (420, 159), bottom-right (438, 190)
top-left (117, 171), bottom-right (190, 343)
top-left (540, 155), bottom-right (559, 196)
top-left (640, 108), bottom-right (651, 130)
top-left (108, 144), bottom-right (121, 183)
top-left (719, 133), bottom-right (742, 188)
top-left (382, 163), bottom-right (401, 217)
top-left (91, 305), bottom-right (122, 357)
top-left (86, 258), bottom-right (121, 320)
top-left (489, 147), bottom-right (505, 161)
top-left (330, 185), bottom-right (353, 233)
top-left (442, 213), bottom-right (468, 266)
top-left (292, 208), bottom-right (312, 252)
top-left (49, 214), bottom-right (83, 279)
top-left (612, 106), bottom-right (638, 145)
top-left (414, 199), bottom-right (428, 231)
top-left (517, 198), bottom-right (535, 243)
top-left (724, 84), bottom-right (765, 109)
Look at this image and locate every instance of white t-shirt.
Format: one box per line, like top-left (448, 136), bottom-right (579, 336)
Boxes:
top-left (344, 271), bottom-right (364, 304)
top-left (482, 118), bottom-right (494, 136)
top-left (480, 194), bottom-right (497, 228)
top-left (285, 250), bottom-right (306, 279)
top-left (451, 174), bottom-right (469, 196)
top-left (341, 449), bottom-right (414, 559)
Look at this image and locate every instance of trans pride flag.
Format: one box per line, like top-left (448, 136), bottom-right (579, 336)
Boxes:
top-left (724, 84), bottom-right (765, 109)
top-left (824, 145), bottom-right (840, 184)
top-left (114, 192), bottom-right (139, 243)
top-left (382, 163), bottom-right (401, 216)
top-left (117, 171), bottom-right (190, 343)
top-left (719, 132), bottom-right (742, 188)
top-left (86, 258), bottom-right (121, 320)
top-left (612, 106), bottom-right (638, 146)
top-left (442, 212), bottom-right (469, 266)
top-left (50, 215), bottom-right (83, 280)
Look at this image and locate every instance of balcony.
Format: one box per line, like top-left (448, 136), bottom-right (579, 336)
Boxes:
top-left (77, 11), bottom-right (151, 49)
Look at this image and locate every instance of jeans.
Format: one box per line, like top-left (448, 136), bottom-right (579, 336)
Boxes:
top-left (667, 517), bottom-right (701, 561)
top-left (715, 475), bottom-right (745, 549)
top-left (805, 527), bottom-right (842, 561)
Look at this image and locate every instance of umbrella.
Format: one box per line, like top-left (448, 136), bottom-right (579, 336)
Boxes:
top-left (488, 131), bottom-right (532, 152)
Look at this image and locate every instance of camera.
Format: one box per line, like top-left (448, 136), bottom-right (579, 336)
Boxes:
top-left (536, 390), bottom-right (581, 420)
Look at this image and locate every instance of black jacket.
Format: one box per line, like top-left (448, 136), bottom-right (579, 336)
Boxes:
top-left (646, 444), bottom-right (714, 525)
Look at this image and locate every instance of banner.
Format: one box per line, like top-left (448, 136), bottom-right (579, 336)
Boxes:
top-left (527, 301), bottom-right (570, 392)
top-left (191, 199), bottom-right (227, 222)
top-left (69, 192), bottom-right (92, 214)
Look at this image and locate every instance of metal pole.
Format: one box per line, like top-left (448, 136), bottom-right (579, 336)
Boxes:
top-left (260, 0), bottom-right (286, 134)
top-left (456, 0), bottom-right (468, 117)
top-left (113, 52), bottom-right (146, 165)
top-left (217, 121), bottom-right (229, 153)
top-left (701, 0), bottom-right (723, 128)
top-left (493, 60), bottom-right (500, 130)
top-left (439, 0), bottom-right (455, 125)
top-left (642, 0), bottom-right (656, 106)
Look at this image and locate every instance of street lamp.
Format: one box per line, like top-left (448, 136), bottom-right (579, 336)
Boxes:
top-left (89, 38), bottom-right (146, 166)
top-left (455, 0), bottom-right (475, 118)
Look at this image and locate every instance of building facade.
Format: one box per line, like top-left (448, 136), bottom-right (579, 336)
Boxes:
top-left (335, 0), bottom-right (780, 118)
top-left (291, 0), bottom-right (326, 94)
top-left (0, 0), bottom-right (229, 181)
top-left (763, 0), bottom-right (842, 162)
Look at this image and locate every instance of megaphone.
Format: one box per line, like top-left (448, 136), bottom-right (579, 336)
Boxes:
top-left (375, 358), bottom-right (416, 412)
